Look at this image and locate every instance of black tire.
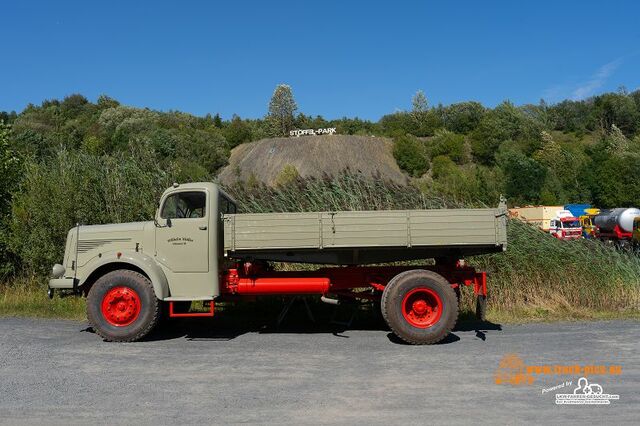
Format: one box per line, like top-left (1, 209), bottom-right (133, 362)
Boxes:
top-left (87, 270), bottom-right (161, 342)
top-left (476, 294), bottom-right (487, 321)
top-left (381, 269), bottom-right (458, 345)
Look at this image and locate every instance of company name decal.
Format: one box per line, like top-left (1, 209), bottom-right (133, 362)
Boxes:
top-left (168, 237), bottom-right (194, 246)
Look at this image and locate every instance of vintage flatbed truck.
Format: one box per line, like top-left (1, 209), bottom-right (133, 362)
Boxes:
top-left (48, 182), bottom-right (508, 344)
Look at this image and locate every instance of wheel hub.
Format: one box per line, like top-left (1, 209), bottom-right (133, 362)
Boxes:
top-left (412, 299), bottom-right (428, 315)
top-left (401, 287), bottom-right (443, 328)
top-left (101, 286), bottom-right (141, 327)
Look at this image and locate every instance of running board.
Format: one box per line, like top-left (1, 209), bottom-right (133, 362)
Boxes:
top-left (168, 301), bottom-right (215, 318)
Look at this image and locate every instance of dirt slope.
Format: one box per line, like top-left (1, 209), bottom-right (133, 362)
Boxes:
top-left (218, 135), bottom-right (408, 186)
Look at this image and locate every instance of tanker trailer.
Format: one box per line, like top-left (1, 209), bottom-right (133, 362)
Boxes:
top-left (594, 208), bottom-right (640, 245)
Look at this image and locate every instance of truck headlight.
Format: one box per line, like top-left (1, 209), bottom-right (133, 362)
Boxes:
top-left (52, 264), bottom-right (65, 278)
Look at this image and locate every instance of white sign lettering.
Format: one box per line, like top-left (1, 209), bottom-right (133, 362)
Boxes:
top-left (289, 128), bottom-right (337, 137)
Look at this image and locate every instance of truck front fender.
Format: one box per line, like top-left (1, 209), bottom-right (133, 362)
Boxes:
top-left (78, 251), bottom-right (170, 300)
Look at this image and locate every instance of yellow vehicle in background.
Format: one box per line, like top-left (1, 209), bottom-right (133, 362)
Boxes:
top-left (633, 216), bottom-right (640, 248)
top-left (579, 208), bottom-right (600, 239)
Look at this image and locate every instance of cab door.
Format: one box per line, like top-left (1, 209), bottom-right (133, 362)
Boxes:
top-left (155, 190), bottom-right (209, 273)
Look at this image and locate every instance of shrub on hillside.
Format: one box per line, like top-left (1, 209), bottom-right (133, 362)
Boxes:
top-left (428, 129), bottom-right (469, 164)
top-left (392, 134), bottom-right (429, 177)
top-left (273, 164), bottom-right (300, 187)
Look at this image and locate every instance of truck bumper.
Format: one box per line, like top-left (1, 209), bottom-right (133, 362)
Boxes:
top-left (48, 278), bottom-right (76, 289)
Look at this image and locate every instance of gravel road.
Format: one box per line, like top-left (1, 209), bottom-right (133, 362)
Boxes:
top-left (0, 317), bottom-right (637, 425)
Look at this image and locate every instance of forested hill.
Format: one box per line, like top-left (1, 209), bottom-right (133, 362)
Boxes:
top-left (2, 89), bottom-right (640, 210)
top-left (2, 89), bottom-right (640, 276)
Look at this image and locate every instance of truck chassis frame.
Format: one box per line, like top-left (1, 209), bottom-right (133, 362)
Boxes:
top-left (168, 262), bottom-right (488, 324)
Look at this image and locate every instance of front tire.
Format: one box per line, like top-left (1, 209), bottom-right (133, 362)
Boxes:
top-left (87, 270), bottom-right (161, 342)
top-left (382, 269), bottom-right (458, 345)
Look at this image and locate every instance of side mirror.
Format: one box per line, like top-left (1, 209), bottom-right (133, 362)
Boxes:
top-left (166, 217), bottom-right (172, 228)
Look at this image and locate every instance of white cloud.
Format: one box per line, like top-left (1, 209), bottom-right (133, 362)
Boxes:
top-left (571, 58), bottom-right (623, 100)
top-left (541, 57), bottom-right (628, 102)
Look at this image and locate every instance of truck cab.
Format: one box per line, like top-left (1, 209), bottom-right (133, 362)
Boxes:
top-left (549, 214), bottom-right (582, 240)
top-left (48, 182), bottom-right (236, 301)
top-left (579, 208), bottom-right (600, 239)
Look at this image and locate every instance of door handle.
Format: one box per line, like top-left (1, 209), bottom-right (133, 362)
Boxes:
top-left (199, 225), bottom-right (208, 230)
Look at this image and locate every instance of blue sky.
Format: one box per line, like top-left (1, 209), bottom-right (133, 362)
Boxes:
top-left (1, 0), bottom-right (639, 120)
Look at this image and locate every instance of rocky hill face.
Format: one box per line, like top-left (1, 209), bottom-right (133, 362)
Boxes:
top-left (218, 135), bottom-right (408, 186)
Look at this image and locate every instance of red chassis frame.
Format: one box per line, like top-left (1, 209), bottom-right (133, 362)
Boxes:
top-left (596, 224), bottom-right (632, 241)
top-left (221, 261), bottom-right (487, 300)
top-left (168, 261), bottom-right (486, 317)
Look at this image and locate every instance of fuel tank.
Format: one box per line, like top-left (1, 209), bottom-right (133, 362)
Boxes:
top-left (593, 208), bottom-right (640, 233)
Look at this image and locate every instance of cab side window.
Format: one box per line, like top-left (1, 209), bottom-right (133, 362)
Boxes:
top-left (219, 196), bottom-right (237, 215)
top-left (161, 191), bottom-right (206, 219)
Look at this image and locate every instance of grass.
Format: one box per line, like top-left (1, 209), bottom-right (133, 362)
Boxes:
top-left (0, 277), bottom-right (85, 320)
top-left (470, 219), bottom-right (640, 315)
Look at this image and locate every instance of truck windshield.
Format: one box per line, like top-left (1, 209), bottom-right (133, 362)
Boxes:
top-left (161, 191), bottom-right (206, 219)
top-left (562, 220), bottom-right (580, 228)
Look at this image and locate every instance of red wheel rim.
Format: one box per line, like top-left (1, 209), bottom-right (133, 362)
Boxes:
top-left (101, 286), bottom-right (141, 327)
top-left (401, 287), bottom-right (442, 328)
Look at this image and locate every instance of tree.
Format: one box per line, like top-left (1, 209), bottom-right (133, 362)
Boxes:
top-left (429, 129), bottom-right (469, 164)
top-left (591, 92), bottom-right (639, 136)
top-left (590, 153), bottom-right (640, 208)
top-left (213, 113), bottom-right (223, 128)
top-left (0, 121), bottom-right (21, 276)
top-left (605, 124), bottom-right (629, 154)
top-left (442, 101), bottom-right (486, 134)
top-left (497, 150), bottom-right (546, 205)
top-left (393, 134), bottom-right (429, 177)
top-left (224, 115), bottom-right (253, 148)
top-left (267, 84), bottom-right (298, 136)
top-left (412, 90), bottom-right (428, 119)
top-left (470, 101), bottom-right (542, 165)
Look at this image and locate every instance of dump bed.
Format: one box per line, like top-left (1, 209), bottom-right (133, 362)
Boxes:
top-left (222, 202), bottom-right (507, 265)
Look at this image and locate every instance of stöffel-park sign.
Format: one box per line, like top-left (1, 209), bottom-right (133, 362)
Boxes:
top-left (289, 127), bottom-right (337, 137)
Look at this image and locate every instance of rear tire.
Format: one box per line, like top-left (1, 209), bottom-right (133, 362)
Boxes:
top-left (382, 269), bottom-right (458, 345)
top-left (87, 270), bottom-right (161, 342)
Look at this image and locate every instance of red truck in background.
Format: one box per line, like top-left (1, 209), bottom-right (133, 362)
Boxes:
top-left (548, 210), bottom-right (582, 240)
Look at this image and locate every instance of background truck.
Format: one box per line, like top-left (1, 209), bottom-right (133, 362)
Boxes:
top-left (48, 182), bottom-right (508, 345)
top-left (578, 208), bottom-right (600, 239)
top-left (508, 205), bottom-right (563, 231)
top-left (508, 206), bottom-right (581, 240)
top-left (548, 210), bottom-right (582, 240)
top-left (594, 208), bottom-right (640, 246)
top-left (565, 204), bottom-right (599, 238)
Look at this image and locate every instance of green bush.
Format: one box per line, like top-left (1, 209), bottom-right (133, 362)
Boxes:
top-left (429, 129), bottom-right (468, 164)
top-left (392, 134), bottom-right (429, 177)
top-left (273, 164), bottom-right (300, 187)
top-left (9, 145), bottom-right (175, 275)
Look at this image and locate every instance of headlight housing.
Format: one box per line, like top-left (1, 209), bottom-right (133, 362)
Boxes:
top-left (52, 264), bottom-right (65, 278)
